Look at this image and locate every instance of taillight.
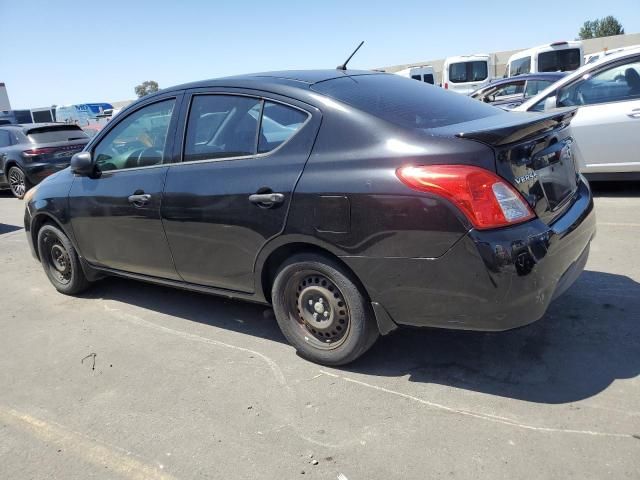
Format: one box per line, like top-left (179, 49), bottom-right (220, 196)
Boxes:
top-left (444, 82), bottom-right (448, 89)
top-left (396, 165), bottom-right (535, 230)
top-left (22, 147), bottom-right (59, 157)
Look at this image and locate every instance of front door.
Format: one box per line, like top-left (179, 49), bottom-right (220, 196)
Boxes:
top-left (69, 97), bottom-right (182, 279)
top-left (161, 92), bottom-right (320, 292)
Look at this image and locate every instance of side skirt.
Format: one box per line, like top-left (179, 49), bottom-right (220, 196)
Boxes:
top-left (85, 263), bottom-right (270, 306)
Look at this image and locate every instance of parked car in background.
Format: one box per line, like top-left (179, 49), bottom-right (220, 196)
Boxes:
top-left (0, 123), bottom-right (89, 198)
top-left (585, 45), bottom-right (639, 65)
top-left (0, 109), bottom-right (38, 125)
top-left (517, 46), bottom-right (640, 180)
top-left (24, 70), bottom-right (595, 365)
top-left (469, 72), bottom-right (566, 109)
top-left (506, 41), bottom-right (583, 77)
top-left (442, 54), bottom-right (493, 94)
top-left (394, 65), bottom-right (435, 85)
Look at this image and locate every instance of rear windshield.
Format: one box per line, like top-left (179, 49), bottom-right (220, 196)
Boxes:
top-left (538, 48), bottom-right (581, 72)
top-left (449, 61), bottom-right (488, 83)
top-left (311, 74), bottom-right (500, 130)
top-left (27, 126), bottom-right (89, 143)
top-left (510, 56), bottom-right (531, 76)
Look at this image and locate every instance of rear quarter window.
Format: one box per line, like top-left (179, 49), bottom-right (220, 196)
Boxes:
top-left (311, 74), bottom-right (500, 130)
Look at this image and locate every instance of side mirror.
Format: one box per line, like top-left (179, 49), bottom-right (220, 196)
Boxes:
top-left (70, 151), bottom-right (94, 176)
top-left (543, 96), bottom-right (558, 112)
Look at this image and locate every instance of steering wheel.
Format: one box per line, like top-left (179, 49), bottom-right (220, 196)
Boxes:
top-left (124, 148), bottom-right (163, 169)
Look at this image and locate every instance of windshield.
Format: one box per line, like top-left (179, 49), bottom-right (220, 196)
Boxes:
top-left (538, 48), bottom-right (581, 72)
top-left (311, 74), bottom-right (500, 130)
top-left (449, 61), bottom-right (488, 83)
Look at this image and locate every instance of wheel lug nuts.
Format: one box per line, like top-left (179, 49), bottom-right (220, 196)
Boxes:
top-left (308, 299), bottom-right (313, 306)
top-left (323, 311), bottom-right (329, 317)
top-left (313, 313), bottom-right (318, 319)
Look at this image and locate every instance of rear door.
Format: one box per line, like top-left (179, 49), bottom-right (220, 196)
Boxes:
top-left (69, 95), bottom-right (182, 279)
top-left (161, 90), bottom-right (321, 292)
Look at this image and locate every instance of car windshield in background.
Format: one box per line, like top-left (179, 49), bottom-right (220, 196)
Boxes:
top-left (538, 49), bottom-right (581, 72)
top-left (311, 74), bottom-right (500, 130)
top-left (449, 61), bottom-right (488, 82)
top-left (27, 126), bottom-right (89, 143)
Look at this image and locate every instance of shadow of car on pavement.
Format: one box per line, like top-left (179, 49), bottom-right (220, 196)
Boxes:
top-left (84, 269), bottom-right (640, 405)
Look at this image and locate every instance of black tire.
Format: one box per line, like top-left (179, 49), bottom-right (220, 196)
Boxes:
top-left (272, 253), bottom-right (379, 366)
top-left (8, 166), bottom-right (31, 199)
top-left (37, 223), bottom-right (91, 295)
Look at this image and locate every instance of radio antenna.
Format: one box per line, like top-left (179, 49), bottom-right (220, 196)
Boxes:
top-left (336, 41), bottom-right (365, 70)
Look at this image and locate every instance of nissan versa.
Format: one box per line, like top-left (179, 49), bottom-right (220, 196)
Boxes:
top-left (24, 71), bottom-right (596, 365)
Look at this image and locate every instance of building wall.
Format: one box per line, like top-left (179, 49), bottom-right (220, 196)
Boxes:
top-left (378, 32), bottom-right (640, 85)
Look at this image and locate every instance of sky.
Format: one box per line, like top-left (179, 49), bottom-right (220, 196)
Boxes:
top-left (1, 0), bottom-right (639, 108)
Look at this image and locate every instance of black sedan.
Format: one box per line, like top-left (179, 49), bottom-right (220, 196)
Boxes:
top-left (469, 72), bottom-right (567, 109)
top-left (24, 70), bottom-right (595, 365)
top-left (0, 123), bottom-right (89, 198)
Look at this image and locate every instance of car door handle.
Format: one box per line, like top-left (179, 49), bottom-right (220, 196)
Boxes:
top-left (249, 192), bottom-right (284, 207)
top-left (628, 108), bottom-right (640, 119)
top-left (128, 193), bottom-right (151, 206)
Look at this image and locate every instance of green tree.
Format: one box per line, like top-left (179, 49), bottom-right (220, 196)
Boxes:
top-left (134, 80), bottom-right (159, 98)
top-left (579, 16), bottom-right (624, 40)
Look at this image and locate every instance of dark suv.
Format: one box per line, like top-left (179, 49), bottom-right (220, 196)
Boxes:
top-left (0, 123), bottom-right (89, 198)
top-left (24, 71), bottom-right (595, 365)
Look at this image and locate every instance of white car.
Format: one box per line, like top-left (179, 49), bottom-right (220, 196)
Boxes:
top-left (515, 46), bottom-right (640, 180)
top-left (442, 54), bottom-right (493, 95)
top-left (394, 65), bottom-right (435, 85)
top-left (506, 41), bottom-right (583, 77)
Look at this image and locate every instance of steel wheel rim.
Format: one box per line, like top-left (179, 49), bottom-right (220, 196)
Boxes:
top-left (43, 233), bottom-right (72, 285)
top-left (9, 168), bottom-right (25, 197)
top-left (286, 270), bottom-right (350, 350)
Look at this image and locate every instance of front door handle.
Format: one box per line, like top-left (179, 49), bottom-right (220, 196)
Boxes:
top-left (628, 108), bottom-right (640, 119)
top-left (249, 192), bottom-right (284, 207)
top-left (128, 193), bottom-right (151, 206)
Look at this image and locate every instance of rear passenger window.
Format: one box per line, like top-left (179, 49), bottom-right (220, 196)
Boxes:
top-left (184, 95), bottom-right (261, 162)
top-left (258, 102), bottom-right (308, 153)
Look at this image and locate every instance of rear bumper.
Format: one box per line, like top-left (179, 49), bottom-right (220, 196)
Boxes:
top-left (24, 162), bottom-right (70, 184)
top-left (342, 176), bottom-right (596, 331)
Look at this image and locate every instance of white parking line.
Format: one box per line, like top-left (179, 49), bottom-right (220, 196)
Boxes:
top-left (318, 370), bottom-right (636, 440)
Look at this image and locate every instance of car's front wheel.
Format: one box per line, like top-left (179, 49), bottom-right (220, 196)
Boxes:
top-left (37, 224), bottom-right (91, 295)
top-left (272, 253), bottom-right (379, 366)
top-left (7, 166), bottom-right (31, 199)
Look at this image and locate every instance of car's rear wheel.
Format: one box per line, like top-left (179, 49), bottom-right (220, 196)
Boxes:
top-left (272, 253), bottom-right (379, 366)
top-left (37, 224), bottom-right (91, 295)
top-left (8, 166), bottom-right (31, 199)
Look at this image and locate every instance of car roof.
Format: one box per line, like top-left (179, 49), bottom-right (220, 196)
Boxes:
top-left (517, 45), bottom-right (640, 111)
top-left (162, 69), bottom-right (380, 93)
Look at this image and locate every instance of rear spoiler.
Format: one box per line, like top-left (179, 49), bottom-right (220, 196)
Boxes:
top-left (453, 108), bottom-right (577, 147)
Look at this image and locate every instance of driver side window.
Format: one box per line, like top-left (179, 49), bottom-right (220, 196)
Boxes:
top-left (93, 99), bottom-right (175, 171)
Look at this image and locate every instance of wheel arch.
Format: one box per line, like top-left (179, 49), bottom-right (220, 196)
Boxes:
top-left (256, 237), bottom-right (370, 304)
top-left (30, 212), bottom-right (71, 261)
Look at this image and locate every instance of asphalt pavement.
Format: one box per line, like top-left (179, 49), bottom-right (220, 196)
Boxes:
top-left (0, 183), bottom-right (639, 479)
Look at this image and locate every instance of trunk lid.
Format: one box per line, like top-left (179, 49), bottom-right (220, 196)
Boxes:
top-left (22, 125), bottom-right (89, 165)
top-left (431, 109), bottom-right (579, 225)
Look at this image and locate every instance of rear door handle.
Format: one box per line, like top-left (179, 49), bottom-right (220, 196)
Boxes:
top-left (249, 192), bottom-right (284, 207)
top-left (128, 193), bottom-right (151, 206)
top-left (628, 108), bottom-right (640, 119)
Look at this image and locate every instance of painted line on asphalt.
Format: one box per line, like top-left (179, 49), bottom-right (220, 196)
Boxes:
top-left (318, 370), bottom-right (634, 439)
top-left (0, 406), bottom-right (176, 480)
top-left (598, 222), bottom-right (640, 228)
top-left (102, 302), bottom-right (287, 386)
